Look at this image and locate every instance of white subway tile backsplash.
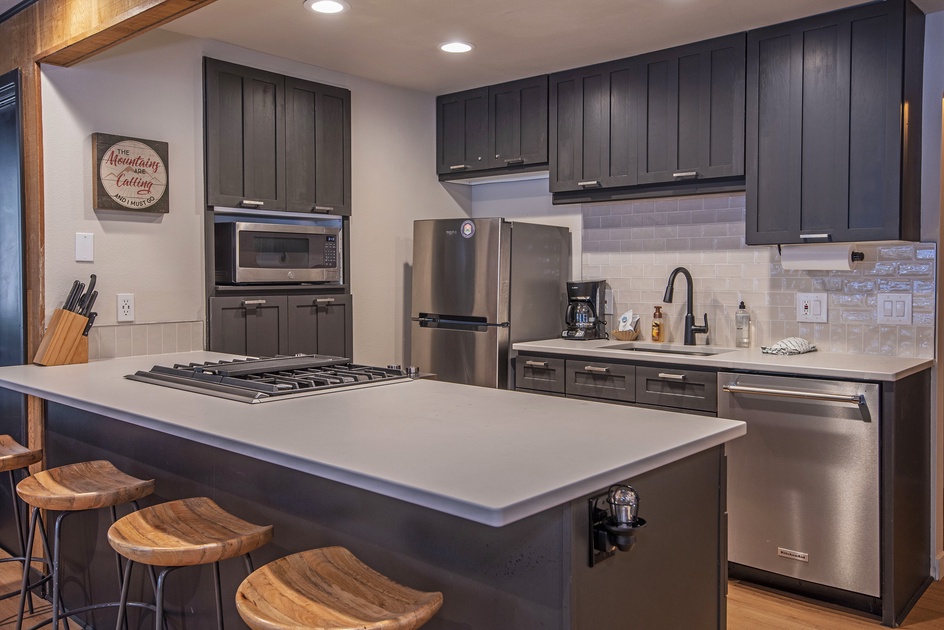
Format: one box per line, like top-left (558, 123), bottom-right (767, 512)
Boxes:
top-left (581, 191), bottom-right (936, 358)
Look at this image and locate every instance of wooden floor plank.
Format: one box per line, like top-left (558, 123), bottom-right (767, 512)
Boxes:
top-left (0, 549), bottom-right (941, 628)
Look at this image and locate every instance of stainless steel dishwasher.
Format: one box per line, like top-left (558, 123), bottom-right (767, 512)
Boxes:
top-left (718, 372), bottom-right (881, 597)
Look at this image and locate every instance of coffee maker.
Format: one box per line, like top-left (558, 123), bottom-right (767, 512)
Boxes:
top-left (562, 280), bottom-right (607, 340)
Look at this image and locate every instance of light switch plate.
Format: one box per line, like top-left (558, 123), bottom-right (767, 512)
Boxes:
top-left (796, 292), bottom-right (828, 323)
top-left (75, 233), bottom-right (93, 262)
top-left (876, 293), bottom-right (912, 324)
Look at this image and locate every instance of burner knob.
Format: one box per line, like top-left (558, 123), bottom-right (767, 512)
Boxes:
top-left (406, 366), bottom-right (420, 377)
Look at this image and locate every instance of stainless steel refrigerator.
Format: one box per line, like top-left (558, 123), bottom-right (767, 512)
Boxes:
top-left (411, 218), bottom-right (570, 388)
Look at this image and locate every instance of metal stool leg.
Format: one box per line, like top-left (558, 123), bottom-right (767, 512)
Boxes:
top-left (14, 507), bottom-right (39, 630)
top-left (212, 562), bottom-right (224, 630)
top-left (154, 566), bottom-right (180, 630)
top-left (114, 558), bottom-right (134, 630)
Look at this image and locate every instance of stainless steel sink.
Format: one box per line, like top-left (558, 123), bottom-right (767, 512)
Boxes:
top-left (618, 346), bottom-right (727, 357)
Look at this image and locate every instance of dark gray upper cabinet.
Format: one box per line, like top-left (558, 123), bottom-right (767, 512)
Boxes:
top-left (637, 34), bottom-right (745, 185)
top-left (549, 58), bottom-right (639, 193)
top-left (436, 87), bottom-right (489, 175)
top-left (487, 75), bottom-right (548, 169)
top-left (285, 77), bottom-right (352, 215)
top-left (205, 58), bottom-right (352, 215)
top-left (437, 77), bottom-right (549, 178)
top-left (746, 0), bottom-right (924, 245)
top-left (205, 58), bottom-right (286, 210)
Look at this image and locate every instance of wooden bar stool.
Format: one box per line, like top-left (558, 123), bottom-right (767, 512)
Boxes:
top-left (15, 459), bottom-right (155, 630)
top-left (108, 496), bottom-right (273, 630)
top-left (235, 547), bottom-right (443, 630)
top-left (0, 436), bottom-right (49, 611)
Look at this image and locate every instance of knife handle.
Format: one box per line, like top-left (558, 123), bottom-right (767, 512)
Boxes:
top-left (83, 312), bottom-right (97, 336)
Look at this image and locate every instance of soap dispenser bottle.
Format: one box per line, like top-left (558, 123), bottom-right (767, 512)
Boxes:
top-left (735, 301), bottom-right (751, 348)
top-left (651, 306), bottom-right (664, 342)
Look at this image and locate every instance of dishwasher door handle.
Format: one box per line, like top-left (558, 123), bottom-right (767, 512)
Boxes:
top-left (722, 383), bottom-right (865, 406)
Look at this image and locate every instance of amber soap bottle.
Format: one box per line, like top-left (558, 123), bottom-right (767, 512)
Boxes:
top-left (651, 306), bottom-right (664, 342)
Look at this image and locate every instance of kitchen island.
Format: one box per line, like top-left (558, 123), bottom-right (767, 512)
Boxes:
top-left (0, 352), bottom-right (745, 629)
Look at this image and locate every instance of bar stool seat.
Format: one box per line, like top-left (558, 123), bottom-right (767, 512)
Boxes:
top-left (16, 459), bottom-right (154, 512)
top-left (0, 435), bottom-right (43, 473)
top-left (15, 460), bottom-right (155, 630)
top-left (108, 496), bottom-right (274, 566)
top-left (235, 547), bottom-right (443, 630)
top-left (108, 496), bottom-right (273, 629)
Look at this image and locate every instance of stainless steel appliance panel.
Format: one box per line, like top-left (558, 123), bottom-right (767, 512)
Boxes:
top-left (508, 222), bottom-right (570, 343)
top-left (412, 218), bottom-right (508, 323)
top-left (718, 372), bottom-right (880, 597)
top-left (215, 221), bottom-right (342, 284)
top-left (411, 322), bottom-right (504, 388)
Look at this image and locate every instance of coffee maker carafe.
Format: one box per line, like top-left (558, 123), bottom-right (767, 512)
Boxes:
top-left (562, 280), bottom-right (607, 340)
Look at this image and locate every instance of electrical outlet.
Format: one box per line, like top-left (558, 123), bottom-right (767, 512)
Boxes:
top-left (796, 292), bottom-right (828, 323)
top-left (117, 293), bottom-right (134, 322)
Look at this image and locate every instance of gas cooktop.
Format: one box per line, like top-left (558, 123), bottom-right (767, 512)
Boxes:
top-left (125, 354), bottom-right (414, 403)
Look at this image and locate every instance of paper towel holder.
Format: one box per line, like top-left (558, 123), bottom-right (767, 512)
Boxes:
top-left (775, 244), bottom-right (865, 263)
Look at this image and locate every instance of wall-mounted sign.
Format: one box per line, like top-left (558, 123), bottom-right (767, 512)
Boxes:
top-left (92, 133), bottom-right (168, 213)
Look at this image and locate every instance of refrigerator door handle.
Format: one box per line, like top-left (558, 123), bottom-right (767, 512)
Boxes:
top-left (413, 315), bottom-right (509, 329)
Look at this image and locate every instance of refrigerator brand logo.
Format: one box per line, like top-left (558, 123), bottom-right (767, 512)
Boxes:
top-left (460, 221), bottom-right (475, 238)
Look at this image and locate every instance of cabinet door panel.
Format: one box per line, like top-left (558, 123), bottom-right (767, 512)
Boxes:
top-left (799, 24), bottom-right (849, 235)
top-left (205, 59), bottom-right (285, 210)
top-left (604, 63), bottom-right (638, 187)
top-left (746, 32), bottom-right (800, 244)
top-left (846, 12), bottom-right (901, 239)
top-left (285, 79), bottom-right (351, 215)
top-left (437, 88), bottom-right (488, 174)
top-left (676, 53), bottom-right (701, 171)
top-left (549, 66), bottom-right (610, 192)
top-left (286, 295), bottom-right (352, 359)
top-left (707, 44), bottom-right (743, 174)
top-left (209, 296), bottom-right (287, 357)
top-left (316, 90), bottom-right (351, 213)
top-left (488, 75), bottom-right (548, 168)
top-left (638, 57), bottom-right (676, 183)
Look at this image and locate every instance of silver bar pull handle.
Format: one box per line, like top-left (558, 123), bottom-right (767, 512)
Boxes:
top-left (800, 233), bottom-right (830, 240)
top-left (657, 372), bottom-right (686, 381)
top-left (723, 384), bottom-right (864, 405)
top-left (584, 365), bottom-right (610, 374)
top-left (504, 157), bottom-right (525, 165)
top-left (577, 180), bottom-right (601, 188)
top-left (449, 164), bottom-right (470, 171)
top-left (525, 360), bottom-right (549, 368)
top-left (241, 299), bottom-right (266, 306)
top-left (314, 298), bottom-right (336, 304)
top-left (672, 171), bottom-right (698, 179)
top-left (312, 205), bottom-right (334, 212)
top-left (239, 200), bottom-right (264, 208)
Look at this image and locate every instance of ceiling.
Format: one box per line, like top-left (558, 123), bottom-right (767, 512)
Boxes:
top-left (160, 0), bottom-right (944, 94)
top-left (3, 0), bottom-right (942, 93)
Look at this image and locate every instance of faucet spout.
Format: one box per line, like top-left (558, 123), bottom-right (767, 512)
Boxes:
top-left (663, 267), bottom-right (709, 346)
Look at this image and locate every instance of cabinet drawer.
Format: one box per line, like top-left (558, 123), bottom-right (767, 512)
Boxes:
top-left (566, 360), bottom-right (635, 403)
top-left (635, 366), bottom-right (717, 413)
top-left (515, 356), bottom-right (565, 394)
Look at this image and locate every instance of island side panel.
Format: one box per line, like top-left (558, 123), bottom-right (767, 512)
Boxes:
top-left (569, 446), bottom-right (727, 630)
top-left (44, 402), bottom-right (569, 630)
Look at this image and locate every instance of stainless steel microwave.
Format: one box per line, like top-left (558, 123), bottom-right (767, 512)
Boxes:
top-left (214, 222), bottom-right (342, 284)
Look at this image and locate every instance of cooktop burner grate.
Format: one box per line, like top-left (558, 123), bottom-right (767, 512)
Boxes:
top-left (125, 355), bottom-right (412, 403)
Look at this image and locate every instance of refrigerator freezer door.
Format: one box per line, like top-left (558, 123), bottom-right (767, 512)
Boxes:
top-left (411, 321), bottom-right (506, 388)
top-left (412, 218), bottom-right (509, 322)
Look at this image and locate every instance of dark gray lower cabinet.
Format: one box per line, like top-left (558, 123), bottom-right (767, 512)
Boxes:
top-left (210, 294), bottom-right (352, 358)
top-left (287, 294), bottom-right (353, 359)
top-left (209, 295), bottom-right (288, 357)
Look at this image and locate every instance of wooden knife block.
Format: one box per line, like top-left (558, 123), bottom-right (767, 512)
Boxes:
top-left (34, 309), bottom-right (89, 366)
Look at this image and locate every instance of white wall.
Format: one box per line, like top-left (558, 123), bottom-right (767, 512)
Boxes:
top-left (41, 28), bottom-right (465, 366)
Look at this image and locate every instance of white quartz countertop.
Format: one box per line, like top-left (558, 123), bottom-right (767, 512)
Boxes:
top-left (514, 339), bottom-right (932, 381)
top-left (0, 352), bottom-right (744, 527)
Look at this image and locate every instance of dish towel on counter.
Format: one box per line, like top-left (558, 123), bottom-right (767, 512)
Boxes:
top-left (761, 337), bottom-right (817, 356)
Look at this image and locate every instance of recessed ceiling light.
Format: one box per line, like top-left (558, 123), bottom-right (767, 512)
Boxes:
top-left (440, 42), bottom-right (474, 54)
top-left (304, 0), bottom-right (350, 14)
